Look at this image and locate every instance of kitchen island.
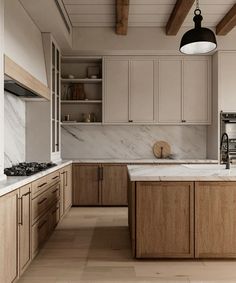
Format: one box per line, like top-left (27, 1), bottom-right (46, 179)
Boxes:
top-left (127, 164), bottom-right (236, 259)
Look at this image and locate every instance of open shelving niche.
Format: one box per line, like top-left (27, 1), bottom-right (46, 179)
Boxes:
top-left (61, 56), bottom-right (103, 125)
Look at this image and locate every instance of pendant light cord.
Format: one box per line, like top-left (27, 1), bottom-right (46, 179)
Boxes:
top-left (196, 0), bottom-right (199, 10)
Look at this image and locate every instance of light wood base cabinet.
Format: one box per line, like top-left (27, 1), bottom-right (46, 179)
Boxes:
top-left (19, 185), bottom-right (31, 275)
top-left (0, 190), bottom-right (19, 283)
top-left (195, 181), bottom-right (236, 258)
top-left (73, 164), bottom-right (128, 206)
top-left (102, 165), bottom-right (128, 205)
top-left (73, 164), bottom-right (100, 205)
top-left (135, 182), bottom-right (194, 258)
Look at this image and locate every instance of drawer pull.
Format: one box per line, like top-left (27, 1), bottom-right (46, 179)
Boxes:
top-left (38, 220), bottom-right (47, 230)
top-left (38, 197), bottom-right (47, 205)
top-left (22, 191), bottom-right (31, 197)
top-left (52, 207), bottom-right (59, 214)
top-left (38, 182), bottom-right (47, 188)
top-left (52, 176), bottom-right (59, 180)
top-left (52, 188), bottom-right (59, 194)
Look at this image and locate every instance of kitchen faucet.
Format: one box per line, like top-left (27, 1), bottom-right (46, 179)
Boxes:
top-left (220, 133), bottom-right (230, 169)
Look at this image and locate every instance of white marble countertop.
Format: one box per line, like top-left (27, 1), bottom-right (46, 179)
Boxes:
top-left (70, 159), bottom-right (218, 164)
top-left (127, 164), bottom-right (236, 181)
top-left (0, 159), bottom-right (219, 198)
top-left (0, 160), bottom-right (72, 197)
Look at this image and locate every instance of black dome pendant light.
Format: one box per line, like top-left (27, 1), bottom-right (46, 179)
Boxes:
top-left (180, 0), bottom-right (217, 54)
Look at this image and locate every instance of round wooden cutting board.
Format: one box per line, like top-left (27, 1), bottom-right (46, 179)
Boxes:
top-left (153, 141), bottom-right (171, 159)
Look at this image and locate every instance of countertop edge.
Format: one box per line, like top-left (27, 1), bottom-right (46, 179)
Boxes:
top-left (0, 160), bottom-right (72, 197)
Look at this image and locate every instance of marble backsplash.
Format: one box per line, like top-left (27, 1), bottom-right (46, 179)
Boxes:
top-left (61, 125), bottom-right (207, 160)
top-left (4, 91), bottom-right (25, 167)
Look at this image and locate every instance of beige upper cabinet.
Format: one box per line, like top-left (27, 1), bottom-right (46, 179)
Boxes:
top-left (183, 59), bottom-right (210, 124)
top-left (157, 56), bottom-right (211, 125)
top-left (158, 59), bottom-right (182, 123)
top-left (104, 59), bottom-right (129, 123)
top-left (104, 58), bottom-right (154, 124)
top-left (129, 60), bottom-right (154, 123)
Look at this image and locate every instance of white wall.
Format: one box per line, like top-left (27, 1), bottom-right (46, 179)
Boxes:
top-left (0, 0), bottom-right (5, 180)
top-left (65, 27), bottom-right (236, 55)
top-left (4, 0), bottom-right (47, 85)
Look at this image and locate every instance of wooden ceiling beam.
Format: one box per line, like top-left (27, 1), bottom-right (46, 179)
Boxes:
top-left (216, 4), bottom-right (236, 35)
top-left (116, 0), bottom-right (129, 35)
top-left (166, 0), bottom-right (195, 35)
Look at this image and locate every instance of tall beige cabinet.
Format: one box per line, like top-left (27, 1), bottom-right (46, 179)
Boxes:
top-left (208, 51), bottom-right (236, 160)
top-left (26, 33), bottom-right (61, 162)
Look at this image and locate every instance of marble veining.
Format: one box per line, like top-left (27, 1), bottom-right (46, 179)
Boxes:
top-left (4, 91), bottom-right (25, 167)
top-left (62, 125), bottom-right (207, 160)
top-left (128, 164), bottom-right (236, 181)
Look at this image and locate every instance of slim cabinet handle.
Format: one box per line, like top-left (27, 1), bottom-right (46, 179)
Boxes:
top-left (100, 167), bottom-right (103, 181)
top-left (129, 120), bottom-right (133, 123)
top-left (182, 120), bottom-right (186, 123)
top-left (18, 191), bottom-right (31, 226)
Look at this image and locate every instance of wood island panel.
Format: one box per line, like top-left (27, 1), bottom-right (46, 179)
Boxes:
top-left (195, 181), bottom-right (236, 258)
top-left (135, 181), bottom-right (194, 258)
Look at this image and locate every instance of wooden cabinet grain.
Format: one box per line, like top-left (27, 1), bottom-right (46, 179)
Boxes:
top-left (0, 190), bottom-right (19, 283)
top-left (101, 165), bottom-right (128, 205)
top-left (195, 181), bottom-right (236, 258)
top-left (63, 165), bottom-right (72, 212)
top-left (73, 164), bottom-right (128, 206)
top-left (73, 164), bottom-right (100, 205)
top-left (136, 181), bottom-right (194, 258)
top-left (19, 185), bottom-right (31, 275)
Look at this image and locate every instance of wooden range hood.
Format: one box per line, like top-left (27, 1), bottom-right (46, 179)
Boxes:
top-left (4, 55), bottom-right (50, 100)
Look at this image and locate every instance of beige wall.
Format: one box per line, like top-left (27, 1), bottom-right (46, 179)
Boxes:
top-left (0, 0), bottom-right (5, 179)
top-left (65, 27), bottom-right (236, 55)
top-left (4, 0), bottom-right (47, 85)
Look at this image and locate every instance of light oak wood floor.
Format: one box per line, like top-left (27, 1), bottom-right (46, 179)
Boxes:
top-left (19, 207), bottom-right (236, 283)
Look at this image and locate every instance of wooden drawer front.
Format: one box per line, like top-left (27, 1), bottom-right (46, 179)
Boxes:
top-left (48, 170), bottom-right (60, 185)
top-left (49, 202), bottom-right (60, 232)
top-left (48, 183), bottom-right (60, 205)
top-left (32, 190), bottom-right (50, 223)
top-left (32, 213), bottom-right (49, 258)
top-left (32, 176), bottom-right (48, 198)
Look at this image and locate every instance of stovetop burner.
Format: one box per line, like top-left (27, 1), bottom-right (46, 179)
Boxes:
top-left (4, 162), bottom-right (57, 176)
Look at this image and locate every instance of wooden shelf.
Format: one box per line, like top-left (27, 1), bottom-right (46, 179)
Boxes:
top-left (61, 78), bottom-right (102, 84)
top-left (61, 100), bottom-right (102, 104)
top-left (61, 122), bottom-right (102, 126)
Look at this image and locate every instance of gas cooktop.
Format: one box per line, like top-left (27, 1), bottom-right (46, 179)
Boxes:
top-left (4, 162), bottom-right (57, 176)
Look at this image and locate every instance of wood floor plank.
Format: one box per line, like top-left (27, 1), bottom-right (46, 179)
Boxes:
top-left (18, 207), bottom-right (236, 282)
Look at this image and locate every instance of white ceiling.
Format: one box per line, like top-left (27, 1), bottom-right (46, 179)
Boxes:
top-left (62, 0), bottom-right (236, 28)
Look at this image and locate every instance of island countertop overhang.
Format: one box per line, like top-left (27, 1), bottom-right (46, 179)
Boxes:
top-left (127, 164), bottom-right (236, 182)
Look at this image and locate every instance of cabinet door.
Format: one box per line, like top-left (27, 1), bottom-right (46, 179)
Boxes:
top-left (0, 191), bottom-right (19, 283)
top-left (104, 59), bottom-right (129, 123)
top-left (60, 169), bottom-right (65, 217)
top-left (219, 52), bottom-right (236, 112)
top-left (19, 185), bottom-right (31, 275)
top-left (158, 59), bottom-right (182, 123)
top-left (195, 182), bottom-right (236, 258)
top-left (102, 165), bottom-right (128, 205)
top-left (183, 59), bottom-right (210, 123)
top-left (136, 182), bottom-right (194, 258)
top-left (130, 60), bottom-right (154, 122)
top-left (64, 165), bottom-right (72, 211)
top-left (73, 164), bottom-right (100, 205)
